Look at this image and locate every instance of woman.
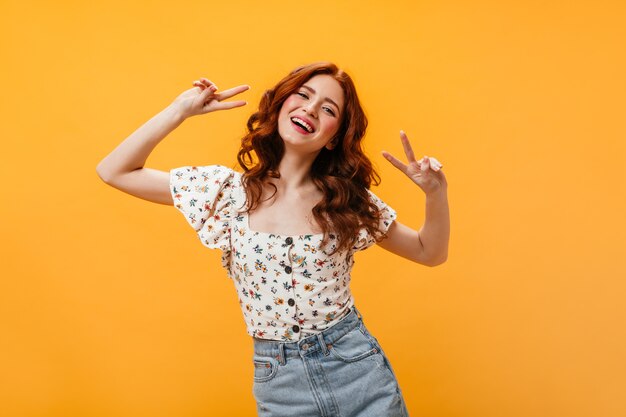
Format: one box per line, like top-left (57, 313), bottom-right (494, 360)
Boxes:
top-left (97, 62), bottom-right (449, 416)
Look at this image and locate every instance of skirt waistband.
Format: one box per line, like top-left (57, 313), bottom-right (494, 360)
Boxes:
top-left (253, 306), bottom-right (364, 364)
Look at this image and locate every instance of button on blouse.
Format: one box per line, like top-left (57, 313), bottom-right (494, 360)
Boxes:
top-left (170, 165), bottom-right (397, 341)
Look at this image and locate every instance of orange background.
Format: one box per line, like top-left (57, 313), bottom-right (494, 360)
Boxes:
top-left (1, 1), bottom-right (625, 416)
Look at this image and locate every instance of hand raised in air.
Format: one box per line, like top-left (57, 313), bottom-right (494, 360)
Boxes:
top-left (382, 130), bottom-right (447, 196)
top-left (172, 77), bottom-right (250, 119)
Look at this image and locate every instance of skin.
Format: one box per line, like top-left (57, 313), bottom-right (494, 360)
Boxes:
top-left (249, 74), bottom-right (346, 235)
top-left (271, 75), bottom-right (345, 184)
top-left (277, 74), bottom-right (344, 156)
top-left (379, 132), bottom-right (450, 266)
top-left (96, 74), bottom-right (449, 266)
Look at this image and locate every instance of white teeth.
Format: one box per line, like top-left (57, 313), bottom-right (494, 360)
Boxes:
top-left (291, 117), bottom-right (313, 133)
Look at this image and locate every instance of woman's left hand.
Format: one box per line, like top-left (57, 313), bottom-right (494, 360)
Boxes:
top-left (382, 131), bottom-right (448, 195)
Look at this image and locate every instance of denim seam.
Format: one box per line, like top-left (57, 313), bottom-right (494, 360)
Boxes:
top-left (312, 352), bottom-right (342, 417)
top-left (253, 359), bottom-right (278, 383)
top-left (300, 353), bottom-right (329, 417)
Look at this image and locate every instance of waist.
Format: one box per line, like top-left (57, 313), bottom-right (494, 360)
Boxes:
top-left (253, 306), bottom-right (364, 358)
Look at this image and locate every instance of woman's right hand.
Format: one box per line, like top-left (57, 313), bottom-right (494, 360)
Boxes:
top-left (172, 78), bottom-right (250, 119)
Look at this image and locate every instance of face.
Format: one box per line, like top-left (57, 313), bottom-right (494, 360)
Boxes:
top-left (277, 74), bottom-right (345, 155)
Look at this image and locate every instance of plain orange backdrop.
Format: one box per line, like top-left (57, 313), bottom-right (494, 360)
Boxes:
top-left (1, 1), bottom-right (625, 416)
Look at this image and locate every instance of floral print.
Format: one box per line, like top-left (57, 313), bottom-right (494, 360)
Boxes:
top-left (170, 165), bottom-right (397, 341)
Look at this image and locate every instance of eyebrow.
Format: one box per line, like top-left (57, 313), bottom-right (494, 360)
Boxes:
top-left (301, 85), bottom-right (341, 114)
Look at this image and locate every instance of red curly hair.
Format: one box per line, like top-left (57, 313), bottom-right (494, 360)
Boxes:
top-left (237, 62), bottom-right (387, 254)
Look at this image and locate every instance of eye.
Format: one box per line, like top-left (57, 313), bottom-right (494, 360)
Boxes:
top-left (323, 107), bottom-right (336, 116)
top-left (296, 92), bottom-right (308, 99)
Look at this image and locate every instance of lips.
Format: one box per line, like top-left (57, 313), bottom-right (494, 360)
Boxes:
top-left (290, 115), bottom-right (315, 134)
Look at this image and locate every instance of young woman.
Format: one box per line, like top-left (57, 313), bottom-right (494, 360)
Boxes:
top-left (97, 62), bottom-right (449, 417)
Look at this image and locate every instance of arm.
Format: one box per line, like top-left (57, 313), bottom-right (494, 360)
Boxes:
top-left (377, 190), bottom-right (449, 266)
top-left (377, 131), bottom-right (450, 267)
top-left (96, 104), bottom-right (184, 205)
top-left (96, 78), bottom-right (249, 205)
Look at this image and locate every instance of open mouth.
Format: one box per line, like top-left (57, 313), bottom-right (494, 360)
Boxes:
top-left (291, 117), bottom-right (315, 134)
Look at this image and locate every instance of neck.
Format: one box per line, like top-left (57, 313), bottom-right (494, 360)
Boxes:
top-left (273, 151), bottom-right (318, 191)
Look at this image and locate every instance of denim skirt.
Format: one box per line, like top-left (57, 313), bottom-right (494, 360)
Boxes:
top-left (251, 306), bottom-right (409, 417)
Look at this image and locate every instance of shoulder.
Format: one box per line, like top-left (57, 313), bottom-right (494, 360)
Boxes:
top-left (170, 164), bottom-right (245, 206)
top-left (350, 187), bottom-right (397, 252)
top-left (170, 165), bottom-right (243, 191)
top-left (365, 188), bottom-right (396, 216)
top-left (170, 164), bottom-right (238, 182)
top-left (365, 188), bottom-right (383, 204)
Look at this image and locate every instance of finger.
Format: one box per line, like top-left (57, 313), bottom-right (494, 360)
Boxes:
top-left (382, 151), bottom-right (408, 175)
top-left (429, 157), bottom-right (443, 171)
top-left (417, 156), bottom-right (443, 171)
top-left (214, 85), bottom-right (251, 101)
top-left (420, 155), bottom-right (430, 173)
top-left (199, 78), bottom-right (216, 88)
top-left (400, 130), bottom-right (417, 163)
top-left (201, 84), bottom-right (217, 98)
top-left (192, 81), bottom-right (206, 90)
top-left (193, 79), bottom-right (210, 87)
top-left (212, 100), bottom-right (248, 110)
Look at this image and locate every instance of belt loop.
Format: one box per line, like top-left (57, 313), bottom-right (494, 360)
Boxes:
top-left (317, 333), bottom-right (329, 356)
top-left (353, 305), bottom-right (363, 321)
top-left (278, 343), bottom-right (286, 365)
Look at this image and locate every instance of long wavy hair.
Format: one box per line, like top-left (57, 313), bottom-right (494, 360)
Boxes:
top-left (237, 62), bottom-right (387, 254)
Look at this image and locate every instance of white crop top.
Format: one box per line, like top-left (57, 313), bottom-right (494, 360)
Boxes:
top-left (170, 165), bottom-right (397, 341)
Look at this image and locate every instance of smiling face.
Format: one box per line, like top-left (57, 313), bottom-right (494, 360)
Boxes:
top-left (277, 74), bottom-right (345, 155)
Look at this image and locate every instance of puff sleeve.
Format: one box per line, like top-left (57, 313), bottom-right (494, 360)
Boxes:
top-left (170, 165), bottom-right (236, 271)
top-left (352, 189), bottom-right (397, 252)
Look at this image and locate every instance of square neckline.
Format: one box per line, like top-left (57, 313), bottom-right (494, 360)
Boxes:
top-left (242, 209), bottom-right (325, 239)
top-left (230, 170), bottom-right (325, 239)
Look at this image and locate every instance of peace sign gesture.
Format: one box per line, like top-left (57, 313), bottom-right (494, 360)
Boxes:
top-left (172, 77), bottom-right (250, 119)
top-left (382, 131), bottom-right (448, 196)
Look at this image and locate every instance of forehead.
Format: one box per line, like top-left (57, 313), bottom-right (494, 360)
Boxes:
top-left (301, 74), bottom-right (345, 108)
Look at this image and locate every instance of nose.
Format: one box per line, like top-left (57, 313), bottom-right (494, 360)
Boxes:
top-left (303, 103), bottom-right (318, 118)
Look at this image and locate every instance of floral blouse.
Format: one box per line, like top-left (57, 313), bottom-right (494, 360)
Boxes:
top-left (170, 165), bottom-right (397, 341)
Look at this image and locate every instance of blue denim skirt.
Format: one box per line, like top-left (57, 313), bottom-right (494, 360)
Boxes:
top-left (252, 306), bottom-right (409, 417)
